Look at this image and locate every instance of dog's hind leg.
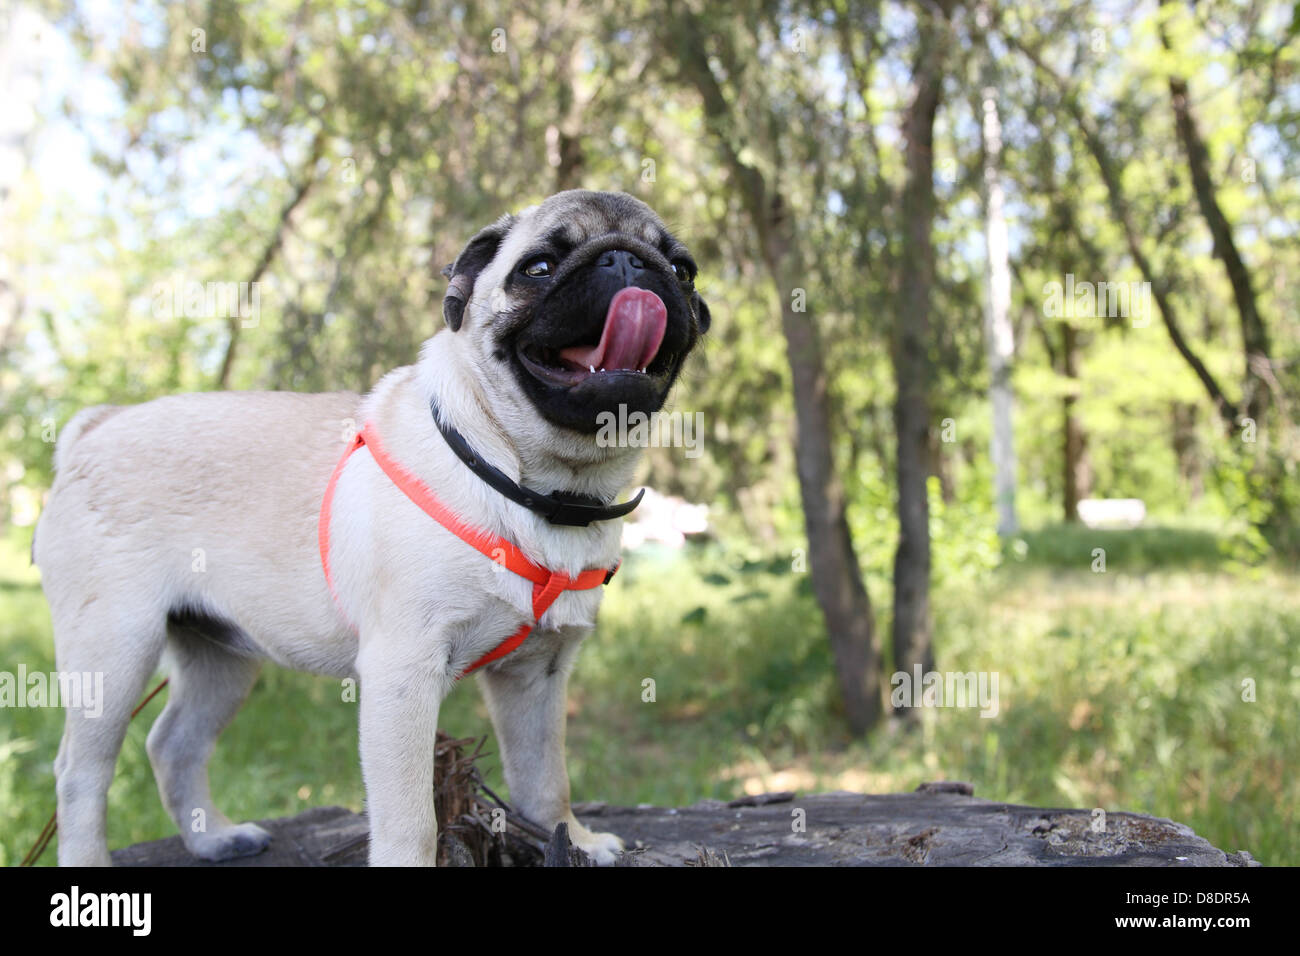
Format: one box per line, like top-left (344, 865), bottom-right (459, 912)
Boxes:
top-left (53, 607), bottom-right (166, 867)
top-left (146, 625), bottom-right (269, 862)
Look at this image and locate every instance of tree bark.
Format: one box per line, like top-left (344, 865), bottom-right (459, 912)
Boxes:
top-left (662, 2), bottom-right (882, 732)
top-left (1159, 0), bottom-right (1272, 423)
top-left (891, 12), bottom-right (948, 695)
top-left (548, 39), bottom-right (587, 192)
top-left (1171, 401), bottom-right (1203, 500)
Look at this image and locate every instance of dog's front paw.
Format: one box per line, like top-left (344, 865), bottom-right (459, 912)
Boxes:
top-left (189, 822), bottom-right (272, 862)
top-left (568, 821), bottom-right (625, 866)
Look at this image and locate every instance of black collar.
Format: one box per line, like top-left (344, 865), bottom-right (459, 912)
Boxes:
top-left (429, 397), bottom-right (644, 527)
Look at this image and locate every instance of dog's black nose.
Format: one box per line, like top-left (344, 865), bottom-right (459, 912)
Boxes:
top-left (596, 249), bottom-right (645, 286)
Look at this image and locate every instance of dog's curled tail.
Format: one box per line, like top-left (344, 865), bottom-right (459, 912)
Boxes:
top-left (52, 404), bottom-right (122, 474)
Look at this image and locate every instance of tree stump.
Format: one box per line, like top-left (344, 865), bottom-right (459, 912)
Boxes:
top-left (109, 784), bottom-right (1260, 867)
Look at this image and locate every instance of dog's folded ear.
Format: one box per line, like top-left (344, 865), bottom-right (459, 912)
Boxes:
top-left (440, 213), bottom-right (516, 332)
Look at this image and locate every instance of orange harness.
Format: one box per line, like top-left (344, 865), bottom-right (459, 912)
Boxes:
top-left (318, 423), bottom-right (617, 679)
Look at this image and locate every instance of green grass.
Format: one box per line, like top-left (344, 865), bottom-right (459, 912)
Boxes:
top-left (2, 524), bottom-right (1295, 865)
top-left (1005, 523), bottom-right (1234, 570)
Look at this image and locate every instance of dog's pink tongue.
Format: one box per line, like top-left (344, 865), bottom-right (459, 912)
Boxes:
top-left (559, 287), bottom-right (667, 372)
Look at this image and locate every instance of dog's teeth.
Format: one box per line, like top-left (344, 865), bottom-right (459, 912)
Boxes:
top-left (589, 365), bottom-right (595, 374)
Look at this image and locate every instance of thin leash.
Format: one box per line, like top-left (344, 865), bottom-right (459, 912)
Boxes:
top-left (19, 678), bottom-right (170, 867)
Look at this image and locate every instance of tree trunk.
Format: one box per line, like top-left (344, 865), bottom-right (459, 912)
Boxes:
top-left (1171, 402), bottom-right (1203, 500)
top-left (1062, 320), bottom-right (1089, 522)
top-left (775, 220), bottom-right (884, 734)
top-left (662, 3), bottom-right (882, 732)
top-left (978, 81), bottom-right (1018, 537)
top-left (1159, 0), bottom-right (1272, 423)
top-left (928, 428), bottom-right (956, 505)
top-left (891, 14), bottom-right (947, 696)
top-left (548, 41), bottom-right (587, 192)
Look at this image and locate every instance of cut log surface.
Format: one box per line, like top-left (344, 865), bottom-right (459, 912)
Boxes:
top-left (109, 787), bottom-right (1260, 867)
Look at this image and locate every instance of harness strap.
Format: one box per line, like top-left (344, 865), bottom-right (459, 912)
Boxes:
top-left (318, 424), bottom-right (619, 678)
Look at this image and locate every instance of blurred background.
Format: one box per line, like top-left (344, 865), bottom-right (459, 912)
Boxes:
top-left (1, 0), bottom-right (1296, 864)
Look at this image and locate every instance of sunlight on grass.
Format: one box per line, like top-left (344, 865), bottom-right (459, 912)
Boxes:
top-left (2, 526), bottom-right (1295, 865)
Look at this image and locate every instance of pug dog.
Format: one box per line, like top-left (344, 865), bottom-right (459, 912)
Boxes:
top-left (33, 189), bottom-right (710, 866)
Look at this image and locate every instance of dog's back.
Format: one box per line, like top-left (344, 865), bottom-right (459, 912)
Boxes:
top-left (36, 389), bottom-right (363, 865)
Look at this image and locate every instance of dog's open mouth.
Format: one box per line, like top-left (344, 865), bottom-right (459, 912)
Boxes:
top-left (519, 287), bottom-right (670, 387)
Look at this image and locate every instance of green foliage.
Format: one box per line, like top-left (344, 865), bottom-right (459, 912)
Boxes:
top-left (3, 0), bottom-right (1297, 547)
top-left (2, 0), bottom-right (1297, 865)
top-left (1211, 442), bottom-right (1300, 561)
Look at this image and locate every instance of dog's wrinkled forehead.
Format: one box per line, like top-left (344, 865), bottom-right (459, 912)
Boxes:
top-left (529, 190), bottom-right (667, 242)
top-left (497, 190), bottom-right (672, 263)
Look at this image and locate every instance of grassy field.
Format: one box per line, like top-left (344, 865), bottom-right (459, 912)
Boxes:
top-left (1, 523), bottom-right (1295, 865)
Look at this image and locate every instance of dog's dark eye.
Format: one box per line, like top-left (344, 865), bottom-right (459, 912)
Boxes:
top-left (672, 260), bottom-right (695, 283)
top-left (522, 258), bottom-right (554, 278)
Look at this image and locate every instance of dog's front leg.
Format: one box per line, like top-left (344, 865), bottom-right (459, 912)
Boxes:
top-left (357, 637), bottom-right (452, 866)
top-left (478, 634), bottom-right (625, 865)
